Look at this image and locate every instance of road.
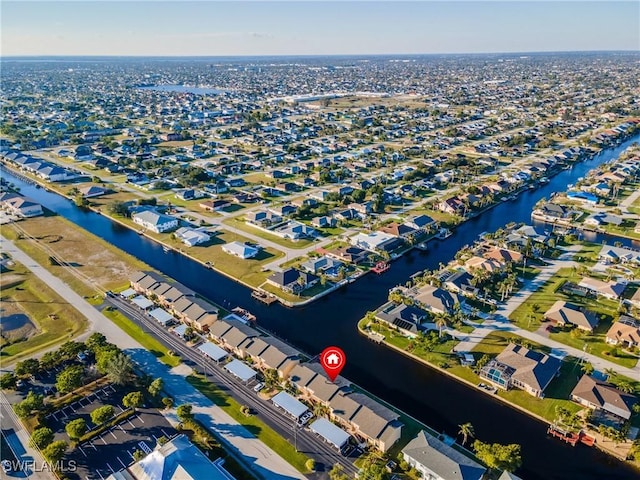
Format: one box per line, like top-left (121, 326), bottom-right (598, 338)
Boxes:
top-left (105, 295), bottom-right (360, 478)
top-left (0, 236), bottom-right (308, 480)
top-left (0, 391), bottom-right (52, 480)
top-left (451, 245), bottom-right (640, 377)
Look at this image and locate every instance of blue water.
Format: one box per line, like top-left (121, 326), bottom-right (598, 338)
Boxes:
top-left (4, 132), bottom-right (640, 480)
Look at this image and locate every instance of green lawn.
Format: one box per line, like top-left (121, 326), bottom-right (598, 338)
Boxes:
top-left (186, 374), bottom-right (311, 473)
top-left (223, 218), bottom-right (314, 249)
top-left (101, 308), bottom-right (180, 367)
top-left (0, 263), bottom-right (89, 363)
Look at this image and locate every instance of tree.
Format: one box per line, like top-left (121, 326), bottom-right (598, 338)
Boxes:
top-left (65, 418), bottom-right (87, 441)
top-left (434, 314), bottom-right (448, 338)
top-left (329, 463), bottom-right (349, 480)
top-left (581, 362), bottom-right (595, 376)
top-left (15, 358), bottom-right (40, 377)
top-left (176, 404), bottom-right (193, 421)
top-left (30, 427), bottom-right (54, 449)
top-left (42, 441), bottom-right (67, 466)
top-left (56, 365), bottom-right (85, 394)
top-left (123, 391), bottom-right (144, 410)
top-left (458, 422), bottom-right (475, 446)
top-left (263, 368), bottom-right (280, 389)
top-left (40, 351), bottom-right (62, 371)
top-left (91, 405), bottom-right (115, 425)
top-left (14, 391), bottom-right (45, 418)
top-left (132, 449), bottom-right (146, 462)
top-left (0, 372), bottom-right (17, 389)
top-left (108, 200), bottom-right (129, 216)
top-left (615, 380), bottom-right (634, 394)
top-left (473, 440), bottom-right (522, 472)
top-left (107, 352), bottom-right (134, 386)
top-left (162, 397), bottom-right (174, 409)
top-left (86, 332), bottom-right (107, 352)
top-left (306, 458), bottom-right (316, 472)
top-left (148, 378), bottom-right (164, 397)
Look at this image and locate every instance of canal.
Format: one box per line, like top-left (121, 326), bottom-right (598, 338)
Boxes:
top-left (4, 134), bottom-right (640, 479)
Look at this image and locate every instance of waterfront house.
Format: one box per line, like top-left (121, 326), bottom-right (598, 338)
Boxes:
top-left (130, 270), bottom-right (165, 294)
top-left (479, 343), bottom-right (561, 398)
top-left (300, 255), bottom-right (344, 276)
top-left (404, 214), bottom-right (436, 233)
top-left (132, 210), bottom-right (178, 233)
top-left (605, 317), bottom-right (640, 348)
top-left (544, 301), bottom-right (599, 332)
top-left (175, 227), bottom-right (211, 246)
top-left (326, 245), bottom-right (369, 265)
top-left (344, 392), bottom-right (402, 452)
top-left (375, 303), bottom-right (428, 336)
top-left (444, 271), bottom-right (478, 297)
top-left (222, 241), bottom-right (260, 259)
top-left (0, 193), bottom-right (43, 217)
top-left (413, 285), bottom-right (461, 315)
top-left (217, 320), bottom-right (257, 357)
top-left (350, 231), bottom-right (399, 253)
top-left (379, 222), bottom-right (417, 240)
top-left (179, 297), bottom-right (219, 332)
top-left (571, 374), bottom-right (637, 421)
top-left (266, 268), bottom-right (319, 294)
top-left (402, 430), bottom-right (486, 480)
top-left (540, 203), bottom-right (569, 219)
top-left (483, 247), bottom-right (524, 265)
top-left (79, 185), bottom-right (109, 198)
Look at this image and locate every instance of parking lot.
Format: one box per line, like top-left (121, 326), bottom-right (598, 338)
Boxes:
top-left (66, 407), bottom-right (175, 480)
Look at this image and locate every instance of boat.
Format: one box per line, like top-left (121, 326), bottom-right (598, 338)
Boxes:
top-left (162, 246), bottom-right (170, 253)
top-left (372, 262), bottom-right (390, 274)
top-left (205, 261), bottom-right (214, 269)
top-left (232, 307), bottom-right (257, 322)
top-left (415, 242), bottom-right (428, 251)
top-left (539, 177), bottom-right (549, 184)
top-left (251, 290), bottom-right (277, 305)
top-left (436, 228), bottom-right (452, 239)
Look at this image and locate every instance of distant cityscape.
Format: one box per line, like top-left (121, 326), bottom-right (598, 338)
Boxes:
top-left (1, 51), bottom-right (640, 480)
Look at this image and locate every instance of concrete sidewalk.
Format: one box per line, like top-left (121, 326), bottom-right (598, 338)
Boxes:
top-left (0, 236), bottom-right (306, 480)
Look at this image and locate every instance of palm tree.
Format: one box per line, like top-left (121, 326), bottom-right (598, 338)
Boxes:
top-left (615, 380), bottom-right (634, 394)
top-left (458, 422), bottom-right (475, 446)
top-left (107, 352), bottom-right (134, 386)
top-left (435, 315), bottom-right (448, 338)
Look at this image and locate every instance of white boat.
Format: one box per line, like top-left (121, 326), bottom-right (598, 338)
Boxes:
top-left (436, 228), bottom-right (452, 239)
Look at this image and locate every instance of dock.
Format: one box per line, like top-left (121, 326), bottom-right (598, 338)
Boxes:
top-left (251, 290), bottom-right (278, 305)
top-left (547, 425), bottom-right (589, 447)
top-left (372, 261), bottom-right (390, 274)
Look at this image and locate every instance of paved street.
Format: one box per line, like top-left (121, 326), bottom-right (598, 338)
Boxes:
top-left (0, 236), bottom-right (306, 480)
top-left (452, 245), bottom-right (640, 377)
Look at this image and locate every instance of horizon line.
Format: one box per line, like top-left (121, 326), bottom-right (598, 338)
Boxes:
top-left (2, 49), bottom-right (639, 59)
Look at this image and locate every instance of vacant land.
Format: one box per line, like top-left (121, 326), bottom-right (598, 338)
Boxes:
top-left (3, 215), bottom-right (146, 296)
top-left (0, 261), bottom-right (88, 362)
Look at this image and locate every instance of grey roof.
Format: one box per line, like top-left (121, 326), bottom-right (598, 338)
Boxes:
top-left (310, 418), bottom-right (350, 449)
top-left (414, 285), bottom-right (460, 314)
top-left (545, 301), bottom-right (599, 330)
top-left (402, 431), bottom-right (486, 480)
top-left (149, 308), bottom-right (174, 326)
top-left (329, 393), bottom-right (362, 422)
top-left (571, 374), bottom-right (637, 420)
top-left (132, 270), bottom-right (165, 290)
top-left (197, 342), bottom-right (228, 362)
top-left (125, 434), bottom-right (230, 480)
top-left (305, 374), bottom-right (342, 403)
top-left (245, 337), bottom-right (270, 357)
top-left (271, 391), bottom-right (308, 419)
top-left (209, 320), bottom-right (233, 340)
top-left (224, 359), bottom-right (257, 382)
top-left (496, 343), bottom-right (561, 392)
top-left (349, 392), bottom-right (399, 440)
top-left (288, 364), bottom-right (318, 388)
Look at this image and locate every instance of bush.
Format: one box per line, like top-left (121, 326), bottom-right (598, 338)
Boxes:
top-left (0, 372), bottom-right (17, 389)
top-left (65, 418), bottom-right (87, 441)
top-left (42, 441), bottom-right (67, 465)
top-left (132, 449), bottom-right (146, 461)
top-left (305, 459), bottom-right (316, 472)
top-left (176, 404), bottom-right (193, 421)
top-left (122, 391), bottom-right (144, 409)
top-left (30, 427), bottom-right (54, 449)
top-left (90, 405), bottom-right (115, 426)
top-left (162, 397), bottom-right (174, 409)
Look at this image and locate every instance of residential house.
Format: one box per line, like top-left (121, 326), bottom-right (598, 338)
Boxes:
top-left (311, 216), bottom-right (337, 228)
top-left (175, 227), bottom-right (211, 246)
top-left (326, 245), bottom-right (369, 265)
top-left (438, 197), bottom-right (466, 215)
top-left (379, 222), bottom-right (417, 240)
top-left (0, 193), bottom-right (43, 217)
top-left (217, 320), bottom-right (258, 357)
top-left (544, 301), bottom-right (599, 332)
top-left (605, 317), bottom-right (640, 348)
top-left (79, 185), bottom-right (108, 198)
top-left (300, 256), bottom-right (344, 276)
top-left (598, 245), bottom-right (640, 266)
top-left (444, 271), bottom-right (478, 297)
top-left (246, 210), bottom-right (282, 227)
top-left (222, 241), bottom-right (260, 259)
top-left (479, 343), bottom-right (561, 397)
top-left (266, 268), bottom-right (319, 294)
top-left (350, 231), bottom-right (400, 253)
top-left (483, 247), bottom-right (524, 264)
top-left (577, 277), bottom-right (626, 300)
top-left (199, 199), bottom-right (230, 212)
top-left (571, 375), bottom-right (638, 421)
top-left (413, 285), bottom-right (461, 315)
top-left (402, 430), bottom-right (486, 480)
top-left (132, 210), bottom-right (178, 233)
top-left (404, 214), bottom-right (436, 233)
top-left (375, 303), bottom-right (428, 336)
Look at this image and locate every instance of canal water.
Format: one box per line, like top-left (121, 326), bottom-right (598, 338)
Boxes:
top-left (4, 134), bottom-right (640, 479)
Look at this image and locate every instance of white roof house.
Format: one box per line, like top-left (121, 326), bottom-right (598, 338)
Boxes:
top-left (132, 210), bottom-right (179, 234)
top-left (175, 227), bottom-right (210, 246)
top-left (350, 231), bottom-right (396, 252)
top-left (222, 241), bottom-right (259, 259)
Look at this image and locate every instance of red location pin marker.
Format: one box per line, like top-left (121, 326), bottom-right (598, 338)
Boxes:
top-left (320, 346), bottom-right (346, 382)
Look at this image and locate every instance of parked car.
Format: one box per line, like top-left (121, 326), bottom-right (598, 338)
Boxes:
top-left (298, 411), bottom-right (313, 426)
top-left (253, 382), bottom-right (264, 393)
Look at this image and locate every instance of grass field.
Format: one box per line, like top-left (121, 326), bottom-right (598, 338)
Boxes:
top-left (0, 261), bottom-right (88, 363)
top-left (186, 374), bottom-right (312, 473)
top-left (3, 215), bottom-right (146, 296)
top-left (101, 308), bottom-right (180, 367)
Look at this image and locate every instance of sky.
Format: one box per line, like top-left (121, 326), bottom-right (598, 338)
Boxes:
top-left (1, 1), bottom-right (638, 56)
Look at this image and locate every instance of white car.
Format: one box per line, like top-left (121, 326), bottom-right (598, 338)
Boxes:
top-left (253, 382), bottom-right (264, 393)
top-left (298, 411), bottom-right (313, 426)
